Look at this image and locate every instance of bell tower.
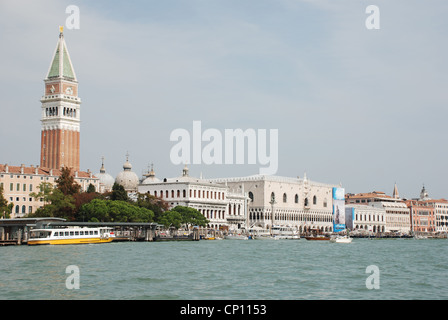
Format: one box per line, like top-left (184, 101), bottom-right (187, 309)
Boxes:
top-left (40, 26), bottom-right (81, 171)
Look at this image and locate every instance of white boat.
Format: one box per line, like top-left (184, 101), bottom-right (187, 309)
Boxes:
top-left (273, 234), bottom-right (301, 240)
top-left (330, 235), bottom-right (353, 243)
top-left (224, 233), bottom-right (249, 240)
top-left (247, 226), bottom-right (274, 240)
top-left (28, 227), bottom-right (115, 245)
top-left (271, 225), bottom-right (300, 240)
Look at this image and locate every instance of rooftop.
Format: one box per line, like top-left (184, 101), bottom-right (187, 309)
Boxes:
top-left (0, 164), bottom-right (97, 179)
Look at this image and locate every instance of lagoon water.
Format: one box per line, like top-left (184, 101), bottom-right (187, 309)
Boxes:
top-left (1, 238), bottom-right (447, 300)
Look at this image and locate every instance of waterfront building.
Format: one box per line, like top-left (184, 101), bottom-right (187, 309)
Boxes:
top-left (346, 187), bottom-right (411, 234)
top-left (0, 164), bottom-right (99, 219)
top-left (405, 199), bottom-right (435, 233)
top-left (40, 27), bottom-right (81, 172)
top-left (138, 165), bottom-right (248, 230)
top-left (404, 186), bottom-right (448, 234)
top-left (345, 204), bottom-right (386, 233)
top-left (209, 173), bottom-right (338, 233)
top-left (430, 199), bottom-right (448, 233)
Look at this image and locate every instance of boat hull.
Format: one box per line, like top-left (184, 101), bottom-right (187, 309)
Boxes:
top-left (330, 238), bottom-right (353, 243)
top-left (224, 235), bottom-right (248, 240)
top-left (28, 237), bottom-right (113, 245)
top-left (305, 236), bottom-right (330, 241)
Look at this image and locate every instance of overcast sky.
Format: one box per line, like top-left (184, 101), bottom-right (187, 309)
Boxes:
top-left (0, 0), bottom-right (447, 199)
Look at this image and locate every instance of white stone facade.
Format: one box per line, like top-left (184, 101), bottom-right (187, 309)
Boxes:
top-left (371, 201), bottom-right (411, 233)
top-left (210, 174), bottom-right (339, 233)
top-left (138, 167), bottom-right (248, 230)
top-left (345, 204), bottom-right (386, 233)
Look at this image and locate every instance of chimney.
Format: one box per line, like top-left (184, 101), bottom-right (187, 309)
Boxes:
top-left (5, 164), bottom-right (8, 173)
top-left (20, 164), bottom-right (25, 174)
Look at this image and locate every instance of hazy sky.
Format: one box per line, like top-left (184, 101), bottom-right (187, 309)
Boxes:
top-left (0, 0), bottom-right (447, 199)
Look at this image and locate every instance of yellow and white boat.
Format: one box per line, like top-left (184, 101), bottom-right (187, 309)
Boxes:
top-left (28, 227), bottom-right (115, 245)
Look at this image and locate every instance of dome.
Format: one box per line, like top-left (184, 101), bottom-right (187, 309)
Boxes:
top-left (115, 154), bottom-right (139, 191)
top-left (116, 171), bottom-right (139, 191)
top-left (142, 176), bottom-right (161, 184)
top-left (95, 157), bottom-right (115, 192)
top-left (97, 172), bottom-right (115, 191)
top-left (141, 163), bottom-right (161, 184)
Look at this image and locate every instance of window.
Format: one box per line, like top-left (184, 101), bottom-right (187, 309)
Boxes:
top-left (248, 192), bottom-right (254, 202)
top-left (313, 196), bottom-right (317, 205)
top-left (304, 198), bottom-right (309, 206)
top-left (28, 206), bottom-right (32, 213)
top-left (295, 194), bottom-right (299, 204)
top-left (30, 184), bottom-right (33, 192)
top-left (283, 193), bottom-right (287, 203)
top-left (21, 205), bottom-right (26, 214)
top-left (23, 184), bottom-right (26, 192)
top-left (17, 183), bottom-right (20, 191)
top-left (271, 192), bottom-right (276, 202)
top-left (10, 183), bottom-right (13, 191)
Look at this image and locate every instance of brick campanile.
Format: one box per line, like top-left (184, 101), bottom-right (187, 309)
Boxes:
top-left (40, 26), bottom-right (81, 172)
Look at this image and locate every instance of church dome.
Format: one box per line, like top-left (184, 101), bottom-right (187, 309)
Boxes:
top-left (115, 154), bottom-right (139, 191)
top-left (141, 163), bottom-right (161, 184)
top-left (95, 157), bottom-right (114, 192)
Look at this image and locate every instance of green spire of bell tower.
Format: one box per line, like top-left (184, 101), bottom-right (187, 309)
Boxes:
top-left (46, 26), bottom-right (77, 81)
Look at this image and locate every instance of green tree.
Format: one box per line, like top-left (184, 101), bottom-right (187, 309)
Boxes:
top-left (30, 182), bottom-right (54, 206)
top-left (79, 199), bottom-right (154, 223)
top-left (136, 192), bottom-right (169, 221)
top-left (56, 166), bottom-right (81, 196)
top-left (170, 206), bottom-right (209, 229)
top-left (0, 186), bottom-right (13, 219)
top-left (110, 183), bottom-right (128, 201)
top-left (29, 188), bottom-right (76, 220)
top-left (158, 210), bottom-right (182, 229)
top-left (86, 183), bottom-right (96, 193)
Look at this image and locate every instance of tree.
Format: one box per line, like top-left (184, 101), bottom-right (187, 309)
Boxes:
top-left (86, 183), bottom-right (96, 193)
top-left (158, 210), bottom-right (182, 229)
top-left (78, 199), bottom-right (154, 223)
top-left (56, 166), bottom-right (81, 196)
top-left (29, 188), bottom-right (76, 220)
top-left (136, 192), bottom-right (170, 221)
top-left (73, 191), bottom-right (102, 221)
top-left (110, 183), bottom-right (128, 201)
top-left (30, 182), bottom-right (54, 206)
top-left (170, 206), bottom-right (209, 229)
top-left (0, 186), bottom-right (13, 219)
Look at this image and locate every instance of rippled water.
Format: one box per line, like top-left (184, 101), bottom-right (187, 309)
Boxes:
top-left (1, 238), bottom-right (447, 300)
